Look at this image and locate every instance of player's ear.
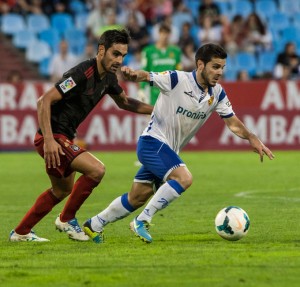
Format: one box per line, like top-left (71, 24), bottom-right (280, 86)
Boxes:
top-left (196, 59), bottom-right (204, 71)
top-left (97, 45), bottom-right (105, 57)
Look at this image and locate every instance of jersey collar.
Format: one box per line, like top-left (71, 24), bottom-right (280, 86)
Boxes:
top-left (192, 70), bottom-right (213, 96)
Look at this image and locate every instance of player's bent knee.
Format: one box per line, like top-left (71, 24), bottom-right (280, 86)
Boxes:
top-left (88, 163), bottom-right (106, 182)
top-left (185, 174), bottom-right (193, 189)
top-left (52, 189), bottom-right (72, 200)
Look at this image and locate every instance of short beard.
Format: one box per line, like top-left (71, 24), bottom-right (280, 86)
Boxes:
top-left (100, 58), bottom-right (109, 73)
top-left (201, 69), bottom-right (210, 86)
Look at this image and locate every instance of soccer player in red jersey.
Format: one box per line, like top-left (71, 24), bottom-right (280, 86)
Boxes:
top-left (9, 29), bottom-right (153, 242)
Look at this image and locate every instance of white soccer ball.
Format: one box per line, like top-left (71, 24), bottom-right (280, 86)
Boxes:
top-left (215, 206), bottom-right (250, 241)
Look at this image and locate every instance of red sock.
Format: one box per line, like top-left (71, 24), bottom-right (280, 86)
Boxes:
top-left (15, 189), bottom-right (61, 235)
top-left (60, 175), bottom-right (99, 222)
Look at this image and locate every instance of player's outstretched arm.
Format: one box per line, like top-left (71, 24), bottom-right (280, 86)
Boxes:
top-left (121, 66), bottom-right (150, 82)
top-left (110, 92), bottom-right (153, 114)
top-left (224, 115), bottom-right (275, 162)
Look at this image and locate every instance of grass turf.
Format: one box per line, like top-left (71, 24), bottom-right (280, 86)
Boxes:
top-left (0, 150), bottom-right (299, 287)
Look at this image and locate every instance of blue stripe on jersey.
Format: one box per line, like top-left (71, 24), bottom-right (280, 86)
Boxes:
top-left (168, 179), bottom-right (185, 194)
top-left (218, 89), bottom-right (226, 102)
top-left (121, 193), bottom-right (135, 212)
top-left (169, 71), bottom-right (178, 89)
top-left (192, 70), bottom-right (204, 91)
top-left (146, 114), bottom-right (154, 132)
top-left (221, 113), bottom-right (234, 118)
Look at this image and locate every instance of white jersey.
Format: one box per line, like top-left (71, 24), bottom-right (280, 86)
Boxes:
top-left (142, 70), bottom-right (235, 153)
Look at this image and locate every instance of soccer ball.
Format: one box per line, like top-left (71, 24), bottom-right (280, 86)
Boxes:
top-left (215, 206), bottom-right (250, 241)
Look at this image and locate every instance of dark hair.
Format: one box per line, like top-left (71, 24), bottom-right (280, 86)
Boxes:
top-left (159, 23), bottom-right (171, 33)
top-left (245, 13), bottom-right (266, 35)
top-left (98, 29), bottom-right (131, 50)
top-left (195, 43), bottom-right (227, 65)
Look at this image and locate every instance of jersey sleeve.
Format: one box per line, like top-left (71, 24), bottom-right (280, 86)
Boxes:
top-left (150, 70), bottom-right (179, 93)
top-left (55, 65), bottom-right (86, 97)
top-left (215, 88), bottom-right (235, 118)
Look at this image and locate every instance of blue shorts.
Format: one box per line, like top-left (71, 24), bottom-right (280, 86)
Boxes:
top-left (134, 136), bottom-right (185, 184)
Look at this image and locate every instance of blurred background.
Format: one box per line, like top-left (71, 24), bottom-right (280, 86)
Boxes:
top-left (0, 0), bottom-right (299, 151)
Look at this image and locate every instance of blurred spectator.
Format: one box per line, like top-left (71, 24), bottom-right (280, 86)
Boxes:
top-left (52, 0), bottom-right (70, 14)
top-left (178, 22), bottom-right (197, 50)
top-left (125, 12), bottom-right (149, 53)
top-left (171, 0), bottom-right (194, 32)
top-left (0, 0), bottom-right (17, 14)
top-left (237, 70), bottom-right (250, 81)
top-left (274, 42), bottom-right (300, 80)
top-left (117, 0), bottom-right (146, 27)
top-left (140, 23), bottom-right (181, 105)
top-left (97, 9), bottom-right (123, 36)
top-left (198, 0), bottom-right (220, 26)
top-left (17, 0), bottom-right (43, 14)
top-left (49, 40), bottom-right (79, 83)
top-left (221, 15), bottom-right (245, 55)
top-left (16, 0), bottom-right (70, 15)
top-left (180, 41), bottom-right (195, 72)
top-left (241, 13), bottom-right (272, 54)
top-left (198, 14), bottom-right (222, 45)
top-left (127, 48), bottom-right (143, 70)
top-left (153, 0), bottom-right (173, 22)
top-left (6, 70), bottom-right (23, 84)
top-left (86, 0), bottom-right (110, 41)
top-left (151, 15), bottom-right (180, 45)
top-left (78, 42), bottom-right (96, 62)
top-left (136, 0), bottom-right (156, 26)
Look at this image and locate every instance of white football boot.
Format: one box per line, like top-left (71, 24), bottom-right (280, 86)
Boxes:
top-left (55, 214), bottom-right (89, 241)
top-left (9, 230), bottom-right (49, 242)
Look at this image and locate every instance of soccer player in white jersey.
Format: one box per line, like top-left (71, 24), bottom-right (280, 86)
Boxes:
top-left (83, 43), bottom-right (274, 243)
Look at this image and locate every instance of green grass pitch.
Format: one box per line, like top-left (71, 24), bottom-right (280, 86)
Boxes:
top-left (0, 150), bottom-right (299, 287)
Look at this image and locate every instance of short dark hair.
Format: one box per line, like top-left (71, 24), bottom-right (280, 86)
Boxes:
top-left (159, 23), bottom-right (171, 34)
top-left (195, 43), bottom-right (227, 65)
top-left (98, 29), bottom-right (131, 50)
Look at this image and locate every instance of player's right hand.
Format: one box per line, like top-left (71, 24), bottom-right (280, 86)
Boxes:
top-left (43, 138), bottom-right (65, 168)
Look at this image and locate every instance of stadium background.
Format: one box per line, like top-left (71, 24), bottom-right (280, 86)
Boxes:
top-left (0, 0), bottom-right (299, 151)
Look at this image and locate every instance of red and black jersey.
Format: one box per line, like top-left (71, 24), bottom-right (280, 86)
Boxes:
top-left (46, 58), bottom-right (123, 139)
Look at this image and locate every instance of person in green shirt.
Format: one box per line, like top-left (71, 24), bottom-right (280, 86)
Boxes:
top-left (140, 23), bottom-right (182, 105)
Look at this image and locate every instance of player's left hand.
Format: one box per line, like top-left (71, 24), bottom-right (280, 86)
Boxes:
top-left (248, 134), bottom-right (275, 162)
top-left (121, 66), bottom-right (138, 81)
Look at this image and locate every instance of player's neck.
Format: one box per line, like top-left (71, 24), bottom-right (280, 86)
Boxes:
top-left (97, 61), bottom-right (107, 79)
top-left (196, 74), bottom-right (209, 92)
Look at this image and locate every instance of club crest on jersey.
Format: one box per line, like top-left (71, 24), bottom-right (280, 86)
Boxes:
top-left (226, 101), bottom-right (232, 107)
top-left (59, 77), bottom-right (77, 93)
top-left (208, 96), bottom-right (214, 105)
top-left (70, 144), bottom-right (80, 152)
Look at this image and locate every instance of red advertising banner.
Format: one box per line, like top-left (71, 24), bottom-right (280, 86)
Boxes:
top-left (0, 80), bottom-right (299, 151)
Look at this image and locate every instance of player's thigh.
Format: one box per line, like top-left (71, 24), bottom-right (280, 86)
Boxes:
top-left (49, 172), bottom-right (76, 200)
top-left (70, 151), bottom-right (105, 181)
top-left (128, 182), bottom-right (154, 208)
top-left (137, 136), bottom-right (185, 181)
